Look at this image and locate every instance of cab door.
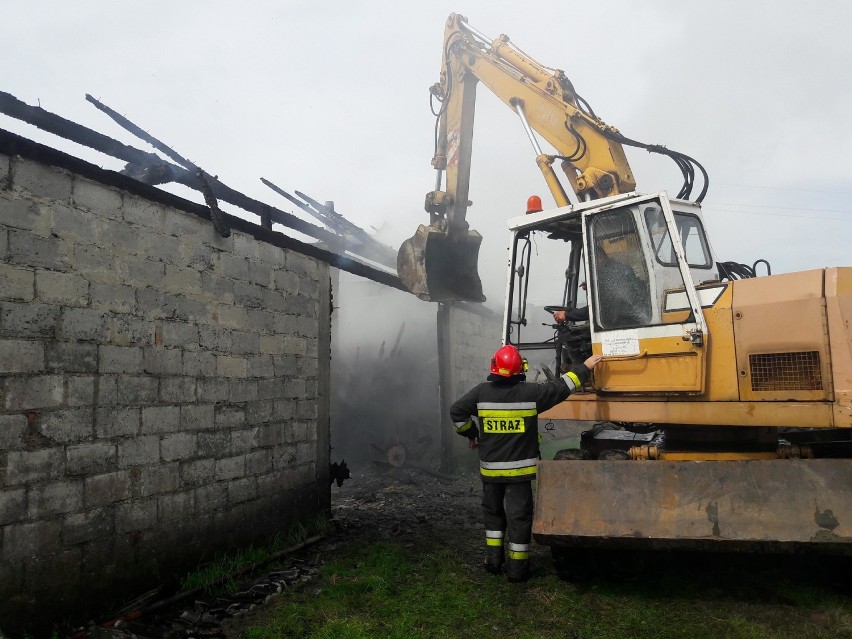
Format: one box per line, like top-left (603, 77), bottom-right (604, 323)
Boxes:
top-left (583, 193), bottom-right (709, 394)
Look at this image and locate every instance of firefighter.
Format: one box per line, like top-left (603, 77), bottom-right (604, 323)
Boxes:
top-left (450, 344), bottom-right (602, 582)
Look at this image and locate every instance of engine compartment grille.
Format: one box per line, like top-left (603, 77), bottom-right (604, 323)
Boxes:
top-left (749, 351), bottom-right (823, 391)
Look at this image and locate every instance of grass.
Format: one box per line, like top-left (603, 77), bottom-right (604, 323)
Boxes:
top-left (239, 539), bottom-right (852, 639)
top-left (179, 515), bottom-right (331, 594)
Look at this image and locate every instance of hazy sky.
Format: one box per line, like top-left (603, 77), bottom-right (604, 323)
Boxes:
top-left (2, 0), bottom-right (850, 306)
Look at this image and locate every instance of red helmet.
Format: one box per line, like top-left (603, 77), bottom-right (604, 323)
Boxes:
top-left (490, 345), bottom-right (525, 377)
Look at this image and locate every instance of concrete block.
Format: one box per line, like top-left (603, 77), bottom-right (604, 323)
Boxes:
top-left (141, 405), bottom-right (181, 433)
top-left (162, 320), bottom-right (199, 349)
top-left (230, 427), bottom-right (258, 454)
top-left (72, 177), bottom-right (123, 216)
top-left (51, 201), bottom-right (98, 241)
top-left (122, 196), bottom-right (166, 229)
top-left (6, 448), bottom-right (65, 485)
top-left (1, 520), bottom-right (62, 562)
top-left (0, 262), bottom-right (35, 301)
top-left (135, 288), bottom-right (169, 319)
top-left (273, 400), bottom-right (296, 420)
top-left (212, 303), bottom-right (247, 330)
top-left (234, 282), bottom-right (264, 308)
top-left (282, 336), bottom-right (307, 356)
top-left (273, 269), bottom-right (299, 293)
top-left (214, 405), bottom-right (245, 429)
top-left (126, 256), bottom-right (165, 288)
top-left (0, 488), bottom-right (27, 525)
top-left (229, 331), bottom-right (260, 356)
top-left (218, 253), bottom-right (249, 281)
top-left (197, 430), bottom-right (231, 457)
top-left (180, 404), bottom-right (215, 431)
top-left (84, 471), bottom-right (131, 507)
top-left (0, 414), bottom-right (27, 451)
top-left (37, 408), bottom-right (95, 444)
top-left (245, 308), bottom-right (275, 334)
top-left (257, 422), bottom-right (286, 447)
top-left (97, 375), bottom-right (158, 406)
top-left (60, 307), bottom-right (109, 342)
top-left (97, 219), bottom-right (142, 256)
top-left (91, 283), bottom-right (136, 313)
top-left (141, 233), bottom-right (181, 264)
top-left (13, 158), bottom-right (73, 201)
top-left (179, 458), bottom-right (215, 487)
top-left (261, 289), bottom-right (288, 313)
top-left (201, 271), bottom-right (234, 303)
top-left (0, 301), bottom-right (59, 338)
top-left (215, 455), bottom-right (245, 481)
top-left (136, 464), bottom-right (180, 497)
top-left (115, 498), bottom-right (157, 533)
top-left (67, 375), bottom-right (96, 406)
top-left (182, 350), bottom-right (216, 377)
top-left (248, 261), bottom-right (272, 288)
top-left (117, 435), bottom-right (160, 467)
top-left (232, 233), bottom-right (260, 261)
top-left (284, 378), bottom-right (306, 398)
top-left (8, 229), bottom-right (68, 271)
top-left (196, 378), bottom-right (229, 403)
top-left (173, 295), bottom-right (210, 323)
top-left (229, 379), bottom-right (258, 403)
top-left (164, 210), bottom-right (204, 238)
top-left (0, 227), bottom-right (6, 261)
top-left (160, 432), bottom-right (196, 462)
top-left (63, 506), bottom-right (114, 545)
top-left (3, 374), bottom-right (64, 410)
top-left (179, 240), bottom-right (214, 271)
top-left (297, 355), bottom-right (319, 378)
top-left (272, 354), bottom-right (297, 378)
top-left (157, 490), bottom-right (194, 522)
top-left (163, 265), bottom-right (201, 294)
top-left (247, 355), bottom-right (274, 378)
top-left (245, 400), bottom-right (274, 424)
top-left (228, 477), bottom-right (257, 504)
top-left (73, 243), bottom-right (122, 285)
top-left (216, 355), bottom-right (247, 378)
top-left (199, 325), bottom-right (232, 352)
top-left (304, 378), bottom-right (318, 400)
top-left (26, 481), bottom-right (83, 519)
top-left (0, 197), bottom-right (52, 234)
top-left (245, 449), bottom-right (272, 476)
top-left (99, 345), bottom-right (143, 374)
top-left (0, 339), bottom-right (44, 373)
top-left (143, 346), bottom-right (183, 375)
top-left (0, 153), bottom-right (9, 189)
top-left (66, 441), bottom-right (117, 475)
top-left (159, 376), bottom-right (197, 403)
top-left (194, 483), bottom-right (227, 512)
top-left (95, 407), bottom-right (141, 438)
top-left (110, 314), bottom-right (154, 346)
top-left (36, 268), bottom-right (89, 306)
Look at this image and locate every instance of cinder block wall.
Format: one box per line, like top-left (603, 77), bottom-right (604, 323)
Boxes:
top-left (437, 302), bottom-right (503, 473)
top-left (0, 149), bottom-right (331, 628)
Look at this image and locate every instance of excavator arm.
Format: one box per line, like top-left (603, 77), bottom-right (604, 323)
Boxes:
top-left (398, 13), bottom-right (637, 302)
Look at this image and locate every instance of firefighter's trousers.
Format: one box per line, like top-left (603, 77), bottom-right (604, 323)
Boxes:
top-left (481, 481), bottom-right (533, 581)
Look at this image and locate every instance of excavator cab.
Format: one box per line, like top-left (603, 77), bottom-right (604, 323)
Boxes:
top-left (504, 192), bottom-right (716, 394)
top-left (397, 222), bottom-right (485, 302)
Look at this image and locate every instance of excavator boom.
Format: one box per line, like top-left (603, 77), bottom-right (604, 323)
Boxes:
top-left (398, 13), bottom-right (637, 303)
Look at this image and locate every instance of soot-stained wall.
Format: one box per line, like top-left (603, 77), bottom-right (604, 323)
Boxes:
top-left (0, 145), bottom-right (331, 631)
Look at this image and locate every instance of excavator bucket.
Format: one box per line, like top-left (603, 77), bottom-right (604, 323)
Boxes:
top-left (397, 224), bottom-right (485, 302)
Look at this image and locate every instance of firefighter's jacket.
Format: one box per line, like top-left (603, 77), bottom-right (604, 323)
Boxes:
top-left (450, 366), bottom-right (591, 483)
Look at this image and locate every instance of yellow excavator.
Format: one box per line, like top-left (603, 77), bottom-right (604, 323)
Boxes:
top-left (399, 13), bottom-right (852, 566)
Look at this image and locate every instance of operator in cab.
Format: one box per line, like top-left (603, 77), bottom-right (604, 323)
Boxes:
top-left (449, 344), bottom-right (602, 582)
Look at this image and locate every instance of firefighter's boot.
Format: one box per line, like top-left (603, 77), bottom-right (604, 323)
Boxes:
top-left (484, 531), bottom-right (504, 575)
top-left (506, 543), bottom-right (531, 582)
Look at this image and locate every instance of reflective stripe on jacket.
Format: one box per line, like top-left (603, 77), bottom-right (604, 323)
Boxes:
top-left (449, 366), bottom-right (589, 483)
